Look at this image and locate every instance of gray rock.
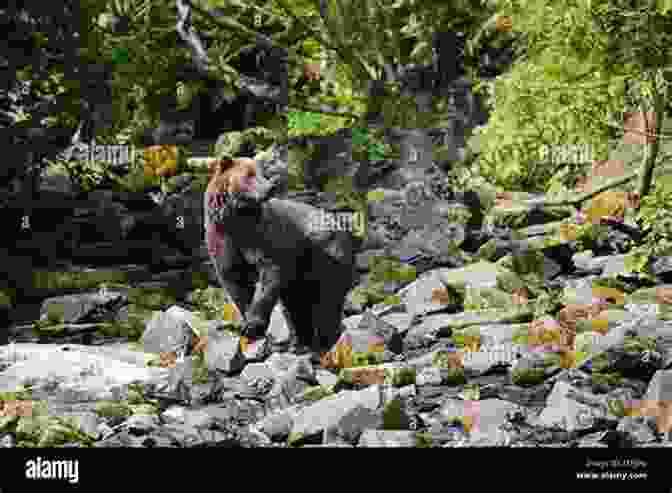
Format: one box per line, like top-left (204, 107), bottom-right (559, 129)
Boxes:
top-left (291, 385), bottom-right (383, 438)
top-left (358, 429), bottom-right (417, 447)
top-left (204, 331), bottom-right (245, 374)
top-left (161, 406), bottom-right (214, 429)
top-left (325, 405), bottom-right (382, 444)
top-left (39, 291), bottom-right (126, 324)
top-left (267, 303), bottom-right (292, 344)
top-left (258, 406), bottom-right (300, 440)
top-left (315, 369), bottom-right (339, 387)
top-left (140, 306), bottom-right (194, 355)
top-left (399, 271), bottom-right (451, 318)
top-left (617, 416), bottom-right (657, 444)
top-left (124, 414), bottom-right (160, 434)
top-left (61, 411), bottom-right (99, 439)
top-left (535, 381), bottom-right (609, 432)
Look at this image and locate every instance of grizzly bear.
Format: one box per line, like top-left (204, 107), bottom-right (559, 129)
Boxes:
top-left (204, 157), bottom-right (359, 354)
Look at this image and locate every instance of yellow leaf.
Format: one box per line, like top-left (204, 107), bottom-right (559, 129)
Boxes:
top-left (368, 343), bottom-right (385, 353)
top-left (222, 303), bottom-right (240, 322)
top-left (559, 350), bottom-right (577, 369)
top-left (335, 341), bottom-right (353, 369)
top-left (590, 318), bottom-right (609, 334)
top-left (584, 191), bottom-right (626, 223)
top-left (240, 336), bottom-right (249, 353)
top-left (559, 223), bottom-right (578, 241)
top-left (592, 286), bottom-right (625, 305)
top-left (495, 15), bottom-right (512, 32)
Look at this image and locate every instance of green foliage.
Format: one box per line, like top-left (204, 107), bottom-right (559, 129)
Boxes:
top-left (626, 175), bottom-right (672, 274)
top-left (473, 0), bottom-right (672, 191)
top-left (622, 335), bottom-right (657, 354)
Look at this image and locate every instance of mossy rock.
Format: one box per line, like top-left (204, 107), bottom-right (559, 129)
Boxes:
top-left (32, 269), bottom-right (130, 291)
top-left (443, 367), bottom-right (467, 385)
top-left (127, 287), bottom-right (178, 309)
top-left (300, 385), bottom-right (336, 403)
top-left (511, 368), bottom-right (546, 387)
top-left (95, 401), bottom-right (132, 418)
top-left (415, 432), bottom-right (433, 448)
top-left (590, 372), bottom-right (623, 387)
top-left (129, 403), bottom-right (158, 416)
top-left (111, 304), bottom-right (156, 340)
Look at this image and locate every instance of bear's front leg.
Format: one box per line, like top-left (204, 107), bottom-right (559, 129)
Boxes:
top-left (240, 260), bottom-right (285, 339)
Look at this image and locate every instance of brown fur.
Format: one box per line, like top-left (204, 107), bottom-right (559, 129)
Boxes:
top-left (207, 157), bottom-right (259, 195)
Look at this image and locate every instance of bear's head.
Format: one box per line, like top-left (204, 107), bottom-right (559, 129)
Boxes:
top-left (208, 157), bottom-right (259, 194)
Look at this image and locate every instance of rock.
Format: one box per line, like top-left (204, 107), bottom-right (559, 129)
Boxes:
top-left (161, 406), bottom-right (214, 429)
top-left (380, 312), bottom-right (414, 333)
top-left (140, 306), bottom-right (196, 355)
top-left (258, 406), bottom-right (299, 440)
top-left (358, 429), bottom-right (417, 447)
top-left (203, 331), bottom-right (245, 374)
top-left (0, 343), bottom-right (170, 398)
top-left (267, 303), bottom-right (292, 344)
top-left (644, 370), bottom-right (672, 404)
top-left (39, 291), bottom-right (127, 324)
top-left (291, 385), bottom-right (383, 439)
top-left (535, 381), bottom-right (609, 432)
top-left (124, 414), bottom-right (160, 435)
top-left (478, 324), bottom-right (528, 346)
top-left (404, 314), bottom-right (458, 347)
top-left (602, 255), bottom-right (628, 277)
top-left (315, 368), bottom-right (339, 387)
top-left (61, 411), bottom-right (99, 439)
top-left (324, 405), bottom-right (382, 444)
top-left (467, 398), bottom-right (520, 437)
top-left (399, 270), bottom-right (454, 318)
top-left (617, 416), bottom-right (657, 444)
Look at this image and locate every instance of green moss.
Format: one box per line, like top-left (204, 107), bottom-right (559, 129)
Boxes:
top-left (382, 398), bottom-right (411, 430)
top-left (287, 432), bottom-right (305, 447)
top-left (590, 372), bottom-right (623, 387)
top-left (444, 367), bottom-right (467, 385)
top-left (127, 287), bottom-right (177, 310)
top-left (351, 352), bottom-right (385, 367)
top-left (415, 432), bottom-right (433, 448)
top-left (300, 385), bottom-right (336, 403)
top-left (606, 398), bottom-right (628, 418)
top-left (391, 367), bottom-right (417, 387)
top-left (32, 269), bottom-right (129, 290)
top-left (511, 368), bottom-right (546, 387)
top-left (129, 404), bottom-right (158, 416)
top-left (95, 401), bottom-right (132, 418)
top-left (622, 335), bottom-right (657, 354)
